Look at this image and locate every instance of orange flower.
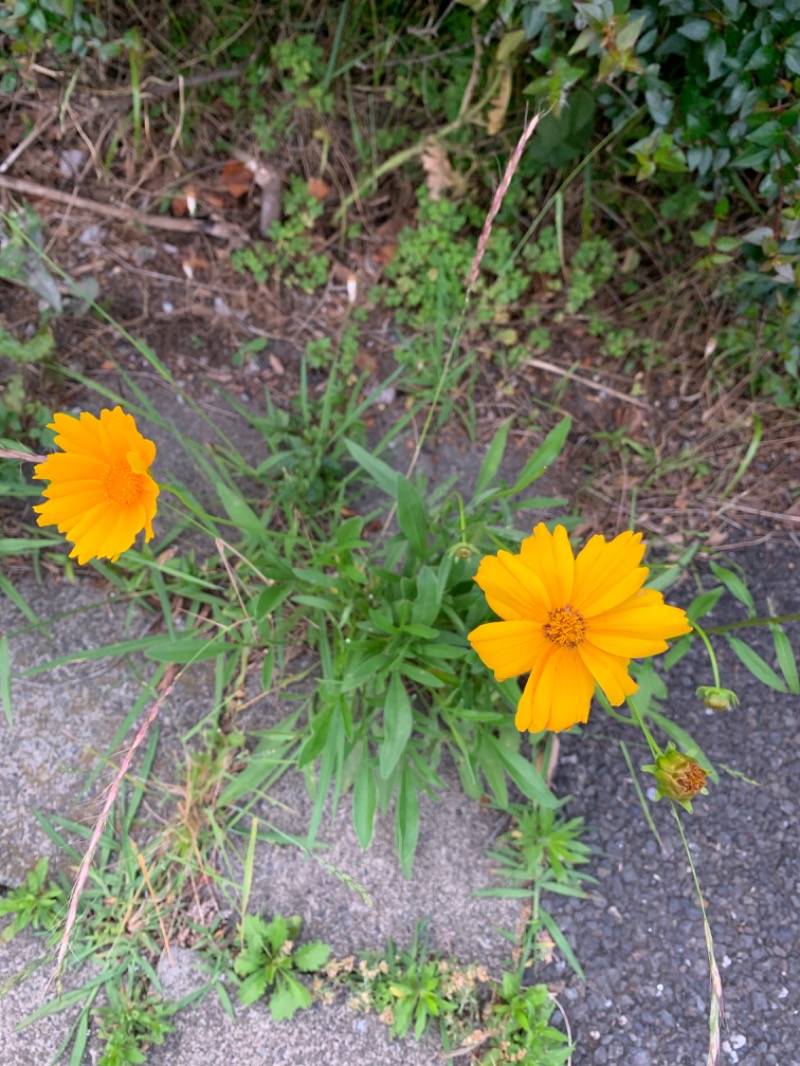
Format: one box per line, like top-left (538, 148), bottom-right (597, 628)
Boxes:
top-left (33, 407), bottom-right (159, 564)
top-left (468, 523), bottom-right (692, 733)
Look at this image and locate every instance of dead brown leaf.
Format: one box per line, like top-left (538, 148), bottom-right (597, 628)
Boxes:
top-left (222, 160), bottom-right (253, 199)
top-left (307, 176), bottom-right (330, 201)
top-left (487, 65), bottom-right (513, 136)
top-left (421, 139), bottom-right (455, 201)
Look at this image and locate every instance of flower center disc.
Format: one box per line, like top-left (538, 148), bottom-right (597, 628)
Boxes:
top-left (544, 605), bottom-right (586, 648)
top-left (104, 462), bottom-right (145, 506)
top-left (677, 764), bottom-right (708, 793)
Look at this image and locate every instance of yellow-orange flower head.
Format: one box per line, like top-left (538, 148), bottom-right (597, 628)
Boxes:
top-left (33, 407), bottom-right (159, 565)
top-left (468, 523), bottom-right (692, 733)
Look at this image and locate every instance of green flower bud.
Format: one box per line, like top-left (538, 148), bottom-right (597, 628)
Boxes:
top-left (696, 686), bottom-right (739, 712)
top-left (643, 745), bottom-right (709, 812)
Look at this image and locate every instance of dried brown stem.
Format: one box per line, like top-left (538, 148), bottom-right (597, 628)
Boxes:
top-left (52, 670), bottom-right (177, 979)
top-left (0, 174), bottom-right (242, 239)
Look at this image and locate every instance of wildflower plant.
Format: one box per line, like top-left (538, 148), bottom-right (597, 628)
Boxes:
top-left (3, 98), bottom-right (800, 1066)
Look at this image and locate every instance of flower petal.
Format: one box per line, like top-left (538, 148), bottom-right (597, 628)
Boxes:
top-left (473, 551), bottom-right (552, 621)
top-left (515, 646), bottom-right (595, 732)
top-left (577, 641), bottom-right (638, 706)
top-left (49, 412), bottom-right (105, 457)
top-left (33, 453), bottom-right (107, 482)
top-left (34, 489), bottom-right (107, 525)
top-left (519, 523), bottom-right (575, 605)
top-left (587, 589), bottom-right (692, 656)
top-left (573, 530), bottom-right (647, 615)
top-left (468, 620), bottom-right (548, 681)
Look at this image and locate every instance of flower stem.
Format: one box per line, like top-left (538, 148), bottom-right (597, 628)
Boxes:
top-left (671, 806), bottom-right (723, 1066)
top-left (603, 704), bottom-right (635, 726)
top-left (704, 612), bottom-right (800, 633)
top-left (626, 697), bottom-right (661, 760)
top-left (692, 622), bottom-right (721, 689)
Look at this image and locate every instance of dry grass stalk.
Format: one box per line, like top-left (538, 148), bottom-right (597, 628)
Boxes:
top-left (52, 671), bottom-right (177, 979)
top-left (468, 111), bottom-right (542, 291)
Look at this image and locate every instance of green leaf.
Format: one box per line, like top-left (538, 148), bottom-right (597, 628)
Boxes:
top-left (255, 584), bottom-right (292, 617)
top-left (292, 941), bottom-right (332, 972)
top-left (215, 481), bottom-right (264, 534)
top-left (345, 439), bottom-right (398, 495)
top-left (411, 565), bottom-right (440, 627)
top-left (261, 648), bottom-right (275, 691)
top-left (616, 15), bottom-right (645, 52)
top-left (395, 764), bottom-right (420, 878)
top-left (352, 757), bottom-right (377, 848)
top-left (398, 623), bottom-right (439, 639)
top-left (145, 636), bottom-right (232, 663)
top-left (269, 975), bottom-right (311, 1021)
top-left (398, 662), bottom-right (446, 688)
top-left (396, 476), bottom-right (429, 558)
top-left (475, 422), bottom-right (511, 495)
top-left (341, 653), bottom-right (391, 691)
top-left (488, 737), bottom-right (558, 808)
top-left (511, 417), bottom-right (571, 493)
top-left (708, 563), bottom-right (755, 616)
top-left (293, 593), bottom-right (339, 610)
top-left (686, 587), bottom-right (724, 620)
top-left (379, 672), bottom-right (413, 780)
top-left (478, 734), bottom-right (508, 808)
top-left (770, 623), bottom-right (800, 695)
top-left (726, 635), bottom-right (788, 693)
top-left (297, 705), bottom-right (334, 768)
top-left (0, 537), bottom-right (63, 557)
top-left (678, 18), bottom-right (711, 41)
top-left (540, 908), bottom-right (585, 980)
top-left (69, 1007), bottom-right (90, 1066)
top-left (237, 970), bottom-right (269, 1006)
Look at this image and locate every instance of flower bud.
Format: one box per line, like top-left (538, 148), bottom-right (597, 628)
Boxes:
top-left (696, 685), bottom-right (739, 712)
top-left (643, 746), bottom-right (709, 812)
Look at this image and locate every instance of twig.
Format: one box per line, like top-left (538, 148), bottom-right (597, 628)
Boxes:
top-left (717, 501), bottom-right (800, 525)
top-left (0, 112), bottom-right (57, 175)
top-left (525, 356), bottom-right (649, 409)
top-left (27, 62), bottom-right (251, 104)
top-left (51, 669), bottom-right (177, 980)
top-left (0, 174), bottom-right (243, 239)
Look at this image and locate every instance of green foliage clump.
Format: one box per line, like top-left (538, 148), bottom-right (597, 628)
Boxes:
top-left (340, 922), bottom-right (570, 1061)
top-left (480, 973), bottom-right (570, 1066)
top-left (380, 190), bottom-right (475, 327)
top-left (0, 0), bottom-right (122, 86)
top-left (0, 857), bottom-right (64, 940)
top-left (234, 914), bottom-right (331, 1019)
top-left (231, 176), bottom-right (329, 292)
top-left (96, 982), bottom-right (175, 1066)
